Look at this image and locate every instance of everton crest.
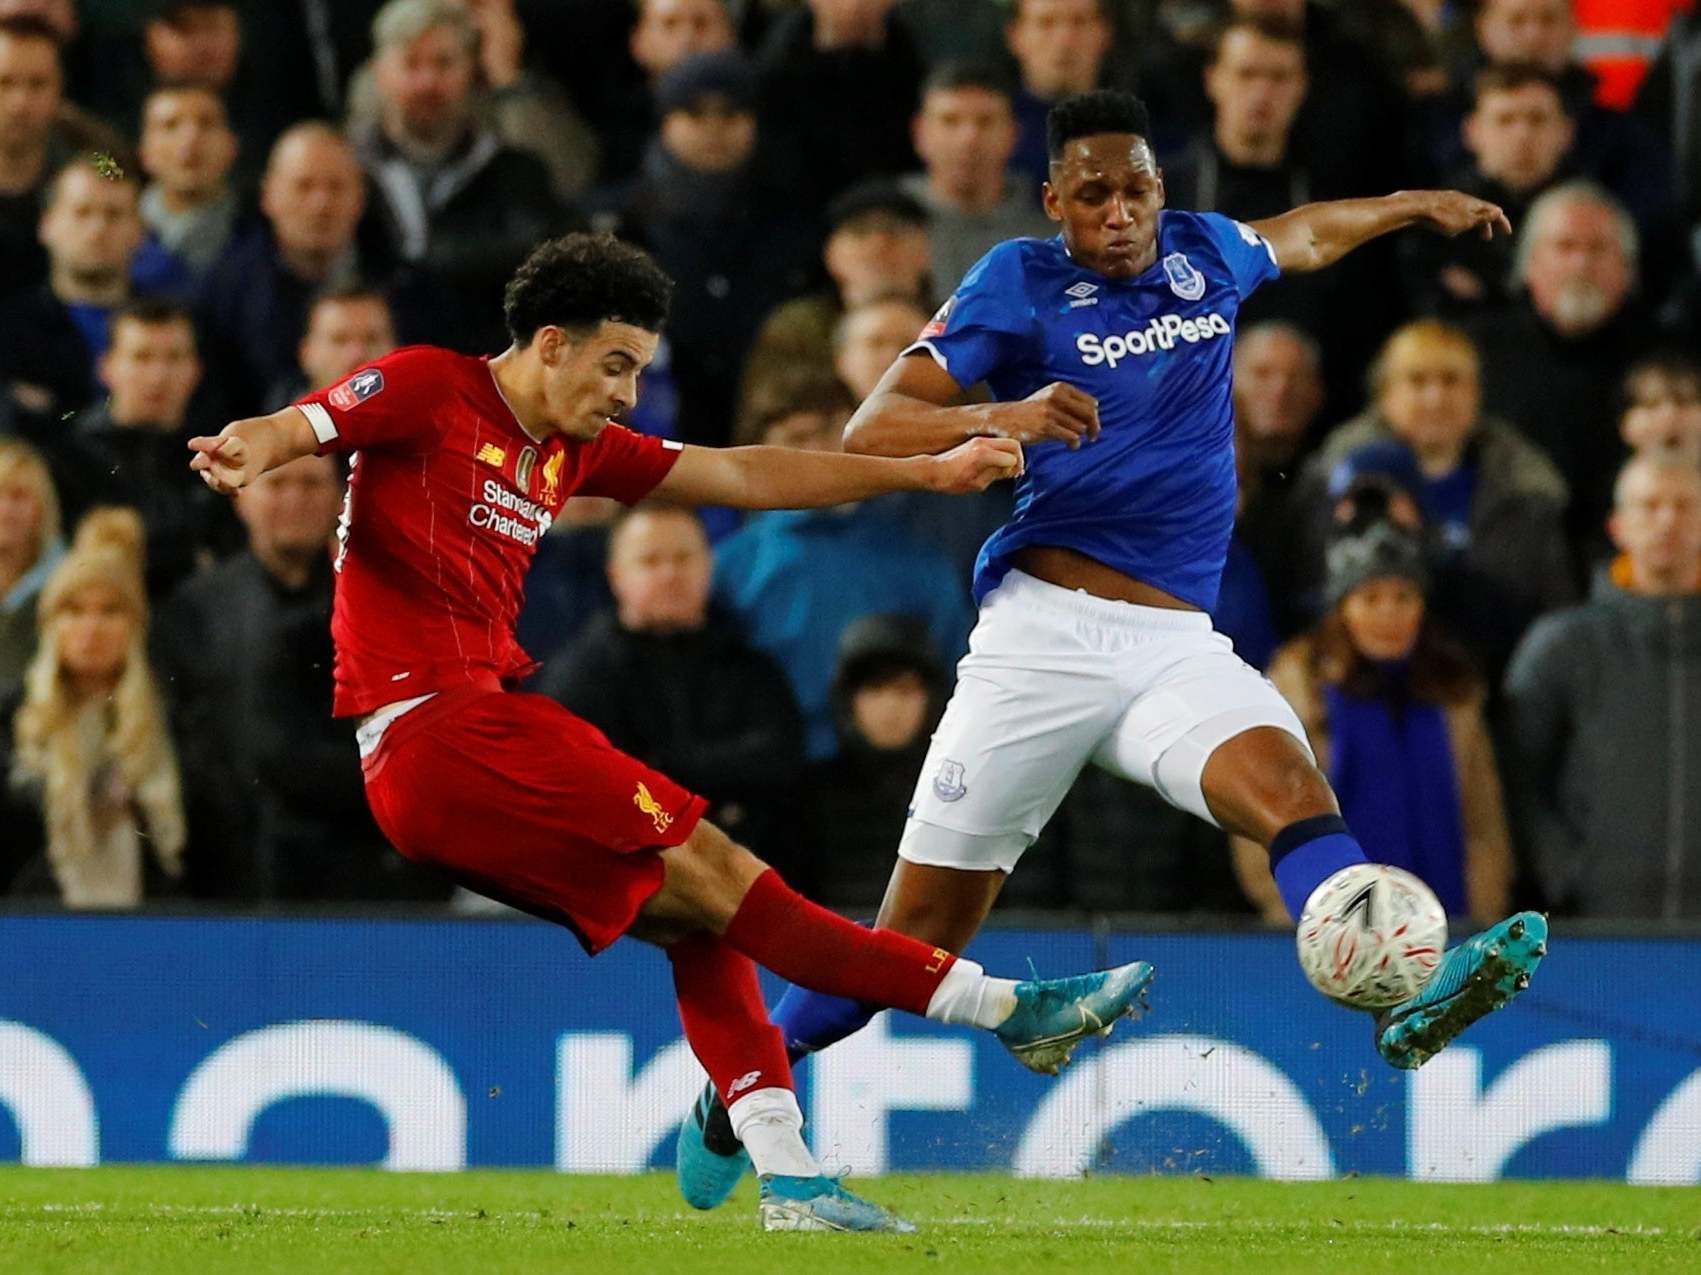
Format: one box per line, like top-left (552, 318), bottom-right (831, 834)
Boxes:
top-left (1163, 252), bottom-right (1206, 301)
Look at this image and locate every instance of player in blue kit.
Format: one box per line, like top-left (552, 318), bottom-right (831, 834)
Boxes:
top-left (675, 91), bottom-right (1549, 1204)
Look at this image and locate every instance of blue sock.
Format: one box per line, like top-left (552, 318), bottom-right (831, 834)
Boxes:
top-left (1269, 814), bottom-right (1369, 920)
top-left (772, 985), bottom-right (879, 1062)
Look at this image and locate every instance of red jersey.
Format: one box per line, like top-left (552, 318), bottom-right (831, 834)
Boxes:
top-left (295, 346), bottom-right (683, 716)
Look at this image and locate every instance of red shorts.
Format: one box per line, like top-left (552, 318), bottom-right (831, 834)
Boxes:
top-left (361, 683), bottom-right (708, 953)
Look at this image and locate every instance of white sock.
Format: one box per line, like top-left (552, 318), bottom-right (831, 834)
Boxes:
top-left (923, 958), bottom-right (1020, 1029)
top-left (727, 1087), bottom-right (820, 1179)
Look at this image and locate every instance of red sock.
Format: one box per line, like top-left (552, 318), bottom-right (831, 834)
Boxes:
top-left (722, 869), bottom-right (957, 1016)
top-left (667, 933), bottom-right (793, 1106)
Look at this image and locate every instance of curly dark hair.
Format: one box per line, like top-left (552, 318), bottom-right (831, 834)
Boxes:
top-left (1047, 90), bottom-right (1152, 160)
top-left (502, 233), bottom-right (674, 345)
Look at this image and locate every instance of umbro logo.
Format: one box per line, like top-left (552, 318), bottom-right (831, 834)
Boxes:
top-left (1064, 280), bottom-right (1100, 309)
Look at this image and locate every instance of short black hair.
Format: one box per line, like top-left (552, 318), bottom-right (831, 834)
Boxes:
top-left (1047, 90), bottom-right (1151, 160)
top-left (922, 60), bottom-right (1016, 102)
top-left (0, 15), bottom-right (64, 48)
top-left (111, 296), bottom-right (196, 338)
top-left (503, 232), bottom-right (673, 345)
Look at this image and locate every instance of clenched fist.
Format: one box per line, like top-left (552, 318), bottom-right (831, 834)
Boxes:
top-left (926, 436), bottom-right (1025, 493)
top-left (983, 381), bottom-right (1100, 449)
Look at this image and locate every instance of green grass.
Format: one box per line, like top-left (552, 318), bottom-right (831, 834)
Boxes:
top-left (1, 1166), bottom-right (1696, 1274)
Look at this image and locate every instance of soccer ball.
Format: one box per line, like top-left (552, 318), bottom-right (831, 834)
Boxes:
top-left (1295, 864), bottom-right (1447, 1009)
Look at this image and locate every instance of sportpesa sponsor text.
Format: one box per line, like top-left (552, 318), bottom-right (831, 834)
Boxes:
top-left (1076, 312), bottom-right (1233, 368)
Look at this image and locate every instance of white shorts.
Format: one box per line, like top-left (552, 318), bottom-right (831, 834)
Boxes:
top-left (899, 570), bottom-right (1310, 874)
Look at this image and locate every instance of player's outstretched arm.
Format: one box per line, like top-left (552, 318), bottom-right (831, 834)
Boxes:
top-left (653, 434), bottom-right (1023, 510)
top-left (187, 407), bottom-right (322, 495)
top-left (1250, 190), bottom-right (1512, 275)
top-left (843, 353), bottom-right (1099, 458)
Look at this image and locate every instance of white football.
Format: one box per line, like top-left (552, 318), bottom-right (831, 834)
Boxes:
top-left (1295, 864), bottom-right (1447, 1009)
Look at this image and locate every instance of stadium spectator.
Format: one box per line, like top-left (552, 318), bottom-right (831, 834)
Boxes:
top-left (0, 439), bottom-right (63, 695)
top-left (60, 299), bottom-right (234, 598)
top-left (1164, 16), bottom-right (1394, 417)
top-left (266, 285), bottom-right (399, 410)
top-left (1619, 353), bottom-right (1701, 464)
top-left (1462, 181), bottom-right (1650, 552)
top-left (587, 0), bottom-right (737, 187)
top-left (1400, 64), bottom-right (1577, 317)
top-left (1634, 9), bottom-right (1701, 225)
top-left (900, 63), bottom-right (1051, 290)
top-left (1502, 454), bottom-right (1701, 919)
top-left (345, 0), bottom-right (599, 204)
top-left (1429, 0), bottom-right (1672, 246)
top-left (793, 613), bottom-right (945, 908)
top-left (1298, 320), bottom-right (1573, 678)
top-left (833, 295), bottom-right (930, 403)
top-left (758, 0), bottom-right (925, 213)
top-left (713, 391), bottom-right (972, 760)
top-left (0, 15), bottom-right (128, 299)
top-left (610, 50), bottom-right (816, 446)
top-left (196, 124), bottom-right (375, 416)
top-left (1232, 517), bottom-right (1513, 922)
top-left (159, 452), bottom-right (440, 901)
top-left (536, 503), bottom-right (804, 863)
top-left (740, 179), bottom-right (932, 423)
top-left (136, 84), bottom-right (239, 284)
top-left (513, 496), bottom-right (620, 666)
top-left (1, 508), bottom-right (187, 906)
top-left (354, 0), bottom-right (569, 354)
top-left (0, 158), bottom-right (155, 431)
top-left (1003, 0), bottom-right (1117, 193)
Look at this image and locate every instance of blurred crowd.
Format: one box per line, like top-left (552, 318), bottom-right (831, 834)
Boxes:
top-left (1, 0), bottom-right (1698, 923)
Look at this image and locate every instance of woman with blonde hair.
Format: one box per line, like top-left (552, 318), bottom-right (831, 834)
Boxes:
top-left (0, 440), bottom-right (67, 694)
top-left (2, 509), bottom-right (186, 905)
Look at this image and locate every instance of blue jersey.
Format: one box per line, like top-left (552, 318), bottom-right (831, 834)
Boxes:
top-left (909, 209), bottom-right (1280, 610)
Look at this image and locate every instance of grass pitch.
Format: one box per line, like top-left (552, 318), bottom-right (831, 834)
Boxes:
top-left (1, 1166), bottom-right (1696, 1274)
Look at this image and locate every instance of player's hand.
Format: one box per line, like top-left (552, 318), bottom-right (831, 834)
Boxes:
top-left (187, 431), bottom-right (255, 496)
top-left (987, 382), bottom-right (1101, 448)
top-left (1408, 190), bottom-right (1513, 240)
top-left (926, 436), bottom-right (1024, 493)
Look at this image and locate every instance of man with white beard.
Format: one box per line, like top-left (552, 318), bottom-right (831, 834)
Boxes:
top-left (1462, 180), bottom-right (1651, 557)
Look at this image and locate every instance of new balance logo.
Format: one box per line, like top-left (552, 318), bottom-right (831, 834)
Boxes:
top-left (728, 1070), bottom-right (763, 1096)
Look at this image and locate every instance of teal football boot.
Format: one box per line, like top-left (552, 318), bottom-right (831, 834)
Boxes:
top-left (675, 1083), bottom-right (750, 1210)
top-left (995, 959), bottom-right (1155, 1075)
top-left (758, 1174), bottom-right (916, 1233)
top-left (1377, 912), bottom-right (1547, 1070)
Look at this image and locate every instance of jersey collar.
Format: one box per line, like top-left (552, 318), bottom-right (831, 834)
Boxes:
top-left (483, 357), bottom-right (550, 446)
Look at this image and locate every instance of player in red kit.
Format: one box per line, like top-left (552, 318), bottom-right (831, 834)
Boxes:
top-left (187, 233), bottom-right (1152, 1233)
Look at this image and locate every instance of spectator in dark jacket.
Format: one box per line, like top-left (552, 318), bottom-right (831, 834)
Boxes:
top-left (1002, 0), bottom-right (1119, 196)
top-left (59, 299), bottom-right (236, 599)
top-left (609, 50), bottom-right (817, 446)
top-left (265, 284), bottom-right (399, 411)
top-left (1296, 319), bottom-right (1575, 679)
top-left (158, 452), bottom-right (442, 901)
top-left (795, 614), bottom-right (944, 909)
top-left (1502, 455), bottom-right (1701, 919)
top-left (758, 0), bottom-right (925, 213)
top-left (0, 158), bottom-right (165, 433)
top-left (0, 16), bottom-right (131, 302)
top-left (536, 503), bottom-right (804, 863)
top-left (196, 124), bottom-right (377, 417)
top-left (354, 0), bottom-right (570, 354)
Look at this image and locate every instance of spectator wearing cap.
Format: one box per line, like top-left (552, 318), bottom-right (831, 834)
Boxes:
top-left (354, 0), bottom-right (570, 355)
top-left (712, 392), bottom-right (971, 761)
top-left (1230, 517), bottom-right (1513, 923)
top-left (1296, 320), bottom-right (1573, 678)
top-left (136, 83), bottom-right (240, 286)
top-left (1, 508), bottom-right (188, 905)
top-left (900, 62), bottom-right (1053, 292)
top-left (758, 0), bottom-right (925, 214)
top-left (536, 503), bottom-right (803, 863)
top-left (608, 49), bottom-right (817, 447)
top-left (1502, 454), bottom-right (1701, 919)
top-left (793, 613), bottom-right (945, 909)
top-left (0, 15), bottom-right (130, 301)
top-left (740, 179), bottom-right (933, 423)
